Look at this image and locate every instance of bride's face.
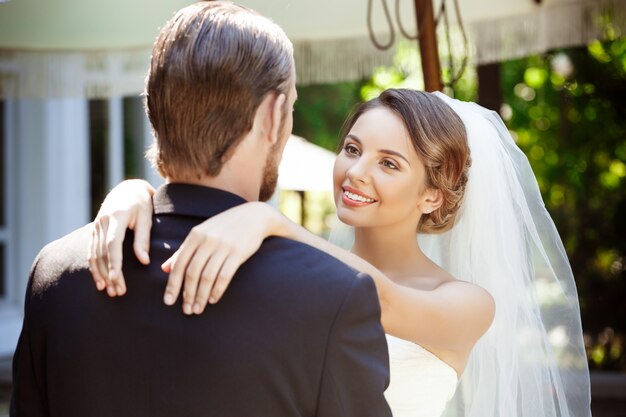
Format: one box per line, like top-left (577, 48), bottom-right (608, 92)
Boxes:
top-left (333, 107), bottom-right (430, 229)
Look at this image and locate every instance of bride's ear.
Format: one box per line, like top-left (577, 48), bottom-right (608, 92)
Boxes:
top-left (419, 188), bottom-right (444, 214)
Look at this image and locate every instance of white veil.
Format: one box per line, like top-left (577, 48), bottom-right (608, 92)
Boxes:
top-left (330, 92), bottom-right (592, 417)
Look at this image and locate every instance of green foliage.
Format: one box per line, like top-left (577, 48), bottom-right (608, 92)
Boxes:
top-left (360, 41), bottom-right (426, 101)
top-left (502, 38), bottom-right (626, 371)
top-left (359, 40), bottom-right (477, 102)
top-left (292, 82), bottom-right (364, 152)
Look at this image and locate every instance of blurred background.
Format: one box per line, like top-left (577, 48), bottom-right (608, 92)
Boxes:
top-left (0, 0), bottom-right (624, 415)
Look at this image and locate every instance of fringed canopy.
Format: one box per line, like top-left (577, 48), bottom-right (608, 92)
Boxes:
top-left (469, 0), bottom-right (626, 64)
top-left (0, 0), bottom-right (623, 99)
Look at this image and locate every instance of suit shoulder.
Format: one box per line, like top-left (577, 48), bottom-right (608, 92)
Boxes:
top-left (254, 236), bottom-right (374, 293)
top-left (30, 223), bottom-right (92, 295)
top-left (262, 236), bottom-right (356, 271)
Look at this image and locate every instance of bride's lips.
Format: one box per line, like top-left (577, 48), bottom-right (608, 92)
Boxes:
top-left (341, 186), bottom-right (378, 208)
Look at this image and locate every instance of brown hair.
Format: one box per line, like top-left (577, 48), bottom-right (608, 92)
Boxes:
top-left (339, 89), bottom-right (471, 234)
top-left (146, 1), bottom-right (294, 179)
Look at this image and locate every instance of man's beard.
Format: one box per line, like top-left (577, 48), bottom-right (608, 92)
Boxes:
top-left (259, 139), bottom-right (280, 202)
top-left (259, 108), bottom-right (289, 202)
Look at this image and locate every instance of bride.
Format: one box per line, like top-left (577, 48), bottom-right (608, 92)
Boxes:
top-left (89, 89), bottom-right (591, 417)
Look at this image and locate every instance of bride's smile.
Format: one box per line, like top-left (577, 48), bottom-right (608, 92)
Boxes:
top-left (333, 107), bottom-right (433, 230)
top-left (341, 186), bottom-right (378, 205)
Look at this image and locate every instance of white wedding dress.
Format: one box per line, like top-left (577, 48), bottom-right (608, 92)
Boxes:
top-left (384, 334), bottom-right (458, 417)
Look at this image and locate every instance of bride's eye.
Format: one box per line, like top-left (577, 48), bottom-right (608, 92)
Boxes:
top-left (344, 143), bottom-right (360, 156)
top-left (382, 159), bottom-right (398, 170)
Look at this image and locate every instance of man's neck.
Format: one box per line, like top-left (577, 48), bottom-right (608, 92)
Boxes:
top-left (166, 129), bottom-right (268, 202)
top-left (166, 168), bottom-right (260, 202)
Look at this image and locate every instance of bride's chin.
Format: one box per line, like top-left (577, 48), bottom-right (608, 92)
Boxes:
top-left (336, 210), bottom-right (365, 227)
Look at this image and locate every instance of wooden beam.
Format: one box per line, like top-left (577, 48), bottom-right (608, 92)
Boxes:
top-left (478, 63), bottom-right (502, 112)
top-left (414, 0), bottom-right (442, 92)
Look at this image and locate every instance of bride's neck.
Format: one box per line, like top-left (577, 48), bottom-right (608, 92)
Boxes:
top-left (352, 224), bottom-right (427, 277)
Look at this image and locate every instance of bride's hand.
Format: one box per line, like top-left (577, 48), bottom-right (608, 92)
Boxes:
top-left (88, 179), bottom-right (155, 297)
top-left (162, 202), bottom-right (278, 315)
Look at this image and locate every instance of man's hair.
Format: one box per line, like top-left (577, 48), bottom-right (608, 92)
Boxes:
top-left (146, 1), bottom-right (294, 179)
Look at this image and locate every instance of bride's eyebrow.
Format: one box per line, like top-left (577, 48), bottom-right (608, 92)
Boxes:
top-left (380, 149), bottom-right (410, 166)
top-left (346, 134), bottom-right (411, 166)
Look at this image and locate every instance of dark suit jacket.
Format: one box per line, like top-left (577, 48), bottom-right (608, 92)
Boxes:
top-left (11, 184), bottom-right (391, 417)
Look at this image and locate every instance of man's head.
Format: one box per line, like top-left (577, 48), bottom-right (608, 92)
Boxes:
top-left (146, 1), bottom-right (295, 199)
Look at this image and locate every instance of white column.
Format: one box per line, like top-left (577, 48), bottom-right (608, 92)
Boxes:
top-left (0, 97), bottom-right (21, 357)
top-left (2, 97), bottom-right (15, 305)
top-left (107, 96), bottom-right (124, 188)
top-left (15, 99), bottom-right (46, 284)
top-left (43, 98), bottom-right (90, 239)
top-left (15, 98), bottom-right (89, 288)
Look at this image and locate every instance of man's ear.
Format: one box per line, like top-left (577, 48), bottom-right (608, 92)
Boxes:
top-left (268, 92), bottom-right (286, 145)
top-left (419, 188), bottom-right (444, 214)
top-left (253, 92), bottom-right (286, 145)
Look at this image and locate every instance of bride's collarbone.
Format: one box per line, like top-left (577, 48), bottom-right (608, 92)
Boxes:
top-left (391, 273), bottom-right (454, 291)
top-left (385, 259), bottom-right (456, 291)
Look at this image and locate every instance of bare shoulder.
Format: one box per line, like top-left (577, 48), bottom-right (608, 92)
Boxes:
top-left (437, 279), bottom-right (496, 331)
top-left (438, 279), bottom-right (494, 303)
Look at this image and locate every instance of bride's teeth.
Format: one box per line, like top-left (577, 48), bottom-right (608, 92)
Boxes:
top-left (344, 190), bottom-right (374, 203)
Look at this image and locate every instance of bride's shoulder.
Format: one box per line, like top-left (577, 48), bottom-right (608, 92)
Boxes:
top-left (438, 279), bottom-right (496, 332)
top-left (404, 274), bottom-right (494, 309)
top-left (405, 273), bottom-right (495, 327)
top-left (421, 263), bottom-right (494, 304)
top-left (439, 279), bottom-right (495, 310)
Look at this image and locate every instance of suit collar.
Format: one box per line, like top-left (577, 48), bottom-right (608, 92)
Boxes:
top-left (153, 183), bottom-right (248, 218)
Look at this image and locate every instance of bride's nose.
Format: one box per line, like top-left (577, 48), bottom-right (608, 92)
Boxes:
top-left (346, 159), bottom-right (371, 184)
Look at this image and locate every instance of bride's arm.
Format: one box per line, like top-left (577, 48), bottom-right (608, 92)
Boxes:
top-left (90, 189), bottom-right (494, 352)
top-left (165, 203), bottom-right (495, 352)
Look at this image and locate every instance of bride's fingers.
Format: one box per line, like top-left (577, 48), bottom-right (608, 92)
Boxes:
top-left (95, 219), bottom-right (117, 297)
top-left (208, 254), bottom-right (242, 305)
top-left (165, 237), bottom-right (202, 311)
top-left (164, 249), bottom-right (193, 314)
top-left (95, 219), bottom-right (111, 283)
top-left (192, 250), bottom-right (229, 314)
top-left (181, 240), bottom-right (216, 315)
top-left (161, 256), bottom-right (174, 273)
top-left (106, 215), bottom-right (129, 296)
top-left (162, 252), bottom-right (181, 305)
top-left (88, 225), bottom-right (106, 291)
top-left (132, 207), bottom-right (152, 265)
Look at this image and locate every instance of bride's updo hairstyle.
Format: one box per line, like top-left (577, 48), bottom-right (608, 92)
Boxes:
top-left (339, 89), bottom-right (471, 233)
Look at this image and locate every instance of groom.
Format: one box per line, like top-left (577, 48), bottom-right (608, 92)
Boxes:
top-left (10, 2), bottom-right (391, 416)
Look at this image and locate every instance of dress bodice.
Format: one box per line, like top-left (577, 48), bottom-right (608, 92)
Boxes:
top-left (384, 334), bottom-right (458, 417)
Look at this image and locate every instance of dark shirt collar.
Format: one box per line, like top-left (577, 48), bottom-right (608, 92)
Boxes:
top-left (153, 183), bottom-right (248, 218)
